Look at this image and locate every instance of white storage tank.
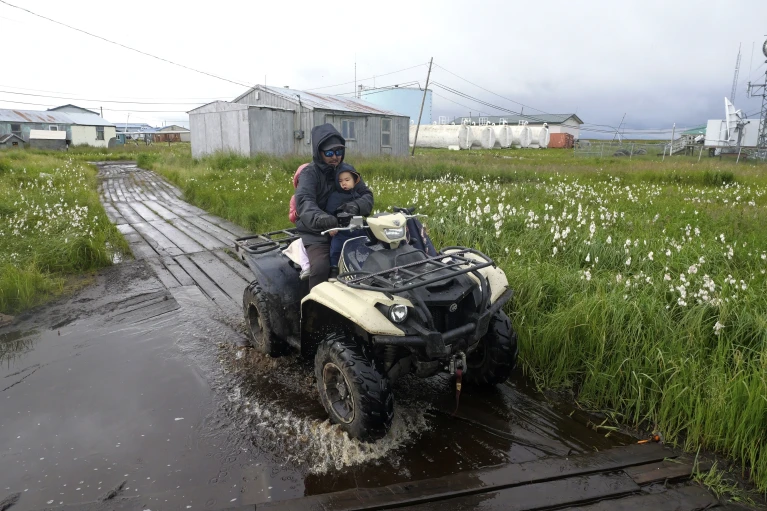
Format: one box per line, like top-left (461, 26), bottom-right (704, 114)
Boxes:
top-left (510, 125), bottom-right (532, 148)
top-left (468, 126), bottom-right (495, 149)
top-left (529, 125), bottom-right (550, 148)
top-left (409, 124), bottom-right (470, 149)
top-left (492, 125), bottom-right (512, 148)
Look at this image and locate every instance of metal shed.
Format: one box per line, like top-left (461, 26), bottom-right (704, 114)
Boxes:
top-left (209, 85), bottom-right (410, 157)
top-left (0, 133), bottom-right (25, 149)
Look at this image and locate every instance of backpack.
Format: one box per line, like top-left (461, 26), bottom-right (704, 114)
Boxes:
top-left (289, 163), bottom-right (310, 223)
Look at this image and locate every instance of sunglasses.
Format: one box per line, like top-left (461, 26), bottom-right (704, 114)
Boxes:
top-left (323, 148), bottom-right (344, 157)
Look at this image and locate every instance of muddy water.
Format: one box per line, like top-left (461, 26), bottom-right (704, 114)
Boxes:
top-left (0, 261), bottom-right (631, 510)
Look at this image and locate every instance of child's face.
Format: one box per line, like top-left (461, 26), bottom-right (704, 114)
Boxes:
top-left (338, 172), bottom-right (355, 191)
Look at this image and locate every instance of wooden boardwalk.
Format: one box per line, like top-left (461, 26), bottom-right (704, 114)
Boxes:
top-left (97, 161), bottom-right (252, 322)
top-left (246, 443), bottom-right (718, 511)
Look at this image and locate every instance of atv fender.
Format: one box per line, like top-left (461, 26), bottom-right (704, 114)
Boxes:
top-left (301, 281), bottom-right (413, 345)
top-left (443, 249), bottom-right (509, 304)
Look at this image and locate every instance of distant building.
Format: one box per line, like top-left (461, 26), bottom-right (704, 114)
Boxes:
top-left (29, 129), bottom-right (67, 151)
top-left (0, 133), bottom-right (25, 149)
top-left (155, 125), bottom-right (190, 143)
top-left (0, 107), bottom-right (116, 147)
top-left (451, 114), bottom-right (583, 139)
top-left (189, 85), bottom-right (409, 158)
top-left (360, 86), bottom-right (432, 125)
top-left (48, 104), bottom-right (100, 116)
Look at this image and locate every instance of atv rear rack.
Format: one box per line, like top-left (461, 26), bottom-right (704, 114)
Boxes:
top-left (234, 228), bottom-right (301, 257)
top-left (339, 247), bottom-right (495, 293)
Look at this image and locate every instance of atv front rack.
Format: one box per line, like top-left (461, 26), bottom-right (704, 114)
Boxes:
top-left (234, 228), bottom-right (301, 257)
top-left (339, 247), bottom-right (495, 293)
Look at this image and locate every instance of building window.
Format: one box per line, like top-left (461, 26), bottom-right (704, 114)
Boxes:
top-left (96, 127), bottom-right (105, 140)
top-left (342, 119), bottom-right (356, 140)
top-left (11, 123), bottom-right (21, 137)
top-left (381, 118), bottom-right (392, 147)
top-left (49, 125), bottom-right (59, 131)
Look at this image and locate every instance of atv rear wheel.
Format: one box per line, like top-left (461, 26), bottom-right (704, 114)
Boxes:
top-left (242, 280), bottom-right (285, 356)
top-left (314, 332), bottom-right (393, 441)
top-left (465, 311), bottom-right (518, 387)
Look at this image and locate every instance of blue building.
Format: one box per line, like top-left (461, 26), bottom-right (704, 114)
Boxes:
top-left (360, 86), bottom-right (431, 125)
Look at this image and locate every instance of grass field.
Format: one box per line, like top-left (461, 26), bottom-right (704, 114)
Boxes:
top-left (140, 146), bottom-right (767, 492)
top-left (2, 144), bottom-right (766, 492)
top-left (0, 151), bottom-right (129, 313)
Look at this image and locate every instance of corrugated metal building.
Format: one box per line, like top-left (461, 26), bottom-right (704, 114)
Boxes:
top-left (0, 108), bottom-right (116, 147)
top-left (453, 114), bottom-right (583, 139)
top-left (0, 133), bottom-right (25, 149)
top-left (188, 85), bottom-right (410, 159)
top-left (359, 86), bottom-right (432, 125)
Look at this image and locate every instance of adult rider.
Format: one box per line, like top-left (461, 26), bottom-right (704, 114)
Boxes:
top-left (295, 123), bottom-right (374, 289)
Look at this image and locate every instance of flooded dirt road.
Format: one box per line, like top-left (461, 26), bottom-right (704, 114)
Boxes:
top-left (1, 163), bottom-right (634, 510)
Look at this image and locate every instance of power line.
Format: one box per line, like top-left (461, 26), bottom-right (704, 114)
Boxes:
top-left (0, 83), bottom-right (230, 101)
top-left (0, 0), bottom-right (251, 88)
top-left (0, 98), bottom-right (189, 113)
top-left (303, 63), bottom-right (428, 91)
top-left (432, 62), bottom-right (549, 115)
top-left (0, 89), bottom-right (205, 105)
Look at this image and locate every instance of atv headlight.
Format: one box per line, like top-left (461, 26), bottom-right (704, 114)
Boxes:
top-left (388, 304), bottom-right (408, 323)
top-left (383, 227), bottom-right (406, 240)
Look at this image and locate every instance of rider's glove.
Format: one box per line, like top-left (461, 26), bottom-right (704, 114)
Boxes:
top-left (317, 214), bottom-right (338, 230)
top-left (336, 202), bottom-right (360, 215)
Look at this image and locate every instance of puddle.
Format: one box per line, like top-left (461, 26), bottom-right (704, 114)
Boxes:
top-left (0, 260), bottom-right (633, 510)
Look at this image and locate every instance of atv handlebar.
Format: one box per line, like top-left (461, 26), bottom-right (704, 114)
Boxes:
top-left (320, 213), bottom-right (426, 236)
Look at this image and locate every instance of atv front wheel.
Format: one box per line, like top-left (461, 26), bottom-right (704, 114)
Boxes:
top-left (242, 280), bottom-right (285, 356)
top-left (465, 311), bottom-right (518, 386)
top-left (314, 332), bottom-right (393, 441)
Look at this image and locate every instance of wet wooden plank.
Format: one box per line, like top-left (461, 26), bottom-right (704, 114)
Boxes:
top-left (113, 202), bottom-right (145, 224)
top-left (149, 220), bottom-right (205, 254)
top-left (144, 257), bottom-right (182, 289)
top-left (259, 444), bottom-right (672, 511)
top-left (142, 200), bottom-right (178, 220)
top-left (187, 251), bottom-right (249, 302)
top-left (562, 484), bottom-right (719, 511)
top-left (128, 201), bottom-right (164, 223)
top-left (404, 472), bottom-right (639, 511)
top-left (213, 249), bottom-right (255, 282)
top-left (173, 255), bottom-right (237, 309)
top-left (161, 256), bottom-right (195, 286)
top-left (201, 214), bottom-right (250, 237)
top-left (131, 222), bottom-right (184, 257)
top-left (625, 457), bottom-right (712, 485)
top-left (183, 215), bottom-right (241, 246)
top-left (170, 217), bottom-right (228, 251)
top-left (103, 204), bottom-right (126, 225)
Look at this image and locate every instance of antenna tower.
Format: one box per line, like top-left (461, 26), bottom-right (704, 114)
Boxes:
top-left (747, 38), bottom-right (767, 153)
top-left (731, 43), bottom-right (742, 103)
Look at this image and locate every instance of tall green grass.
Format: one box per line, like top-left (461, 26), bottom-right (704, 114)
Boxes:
top-left (0, 152), bottom-right (130, 313)
top-left (142, 148), bottom-right (767, 492)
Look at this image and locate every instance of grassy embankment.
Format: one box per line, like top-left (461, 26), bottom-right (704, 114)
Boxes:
top-left (139, 147), bottom-right (767, 492)
top-left (0, 151), bottom-right (129, 314)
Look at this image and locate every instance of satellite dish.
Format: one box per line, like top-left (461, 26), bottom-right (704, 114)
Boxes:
top-left (763, 39), bottom-right (767, 58)
top-left (724, 97), bottom-right (743, 142)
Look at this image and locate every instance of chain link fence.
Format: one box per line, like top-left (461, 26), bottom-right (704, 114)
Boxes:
top-left (573, 140), bottom-right (676, 159)
top-left (574, 140), bottom-right (767, 162)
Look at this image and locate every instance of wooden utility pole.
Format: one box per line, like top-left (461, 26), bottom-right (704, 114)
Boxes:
top-left (411, 57), bottom-right (433, 156)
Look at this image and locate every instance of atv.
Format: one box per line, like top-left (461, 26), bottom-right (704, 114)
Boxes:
top-left (234, 208), bottom-right (518, 441)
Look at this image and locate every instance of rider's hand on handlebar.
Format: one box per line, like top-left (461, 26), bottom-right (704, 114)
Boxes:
top-left (317, 214), bottom-right (338, 230)
top-left (329, 230), bottom-right (338, 236)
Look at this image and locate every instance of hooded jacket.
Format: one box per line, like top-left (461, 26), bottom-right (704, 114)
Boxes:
top-left (295, 123), bottom-right (374, 245)
top-left (324, 167), bottom-right (363, 215)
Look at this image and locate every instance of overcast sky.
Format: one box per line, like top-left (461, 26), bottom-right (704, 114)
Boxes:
top-left (1, 0), bottom-right (766, 137)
